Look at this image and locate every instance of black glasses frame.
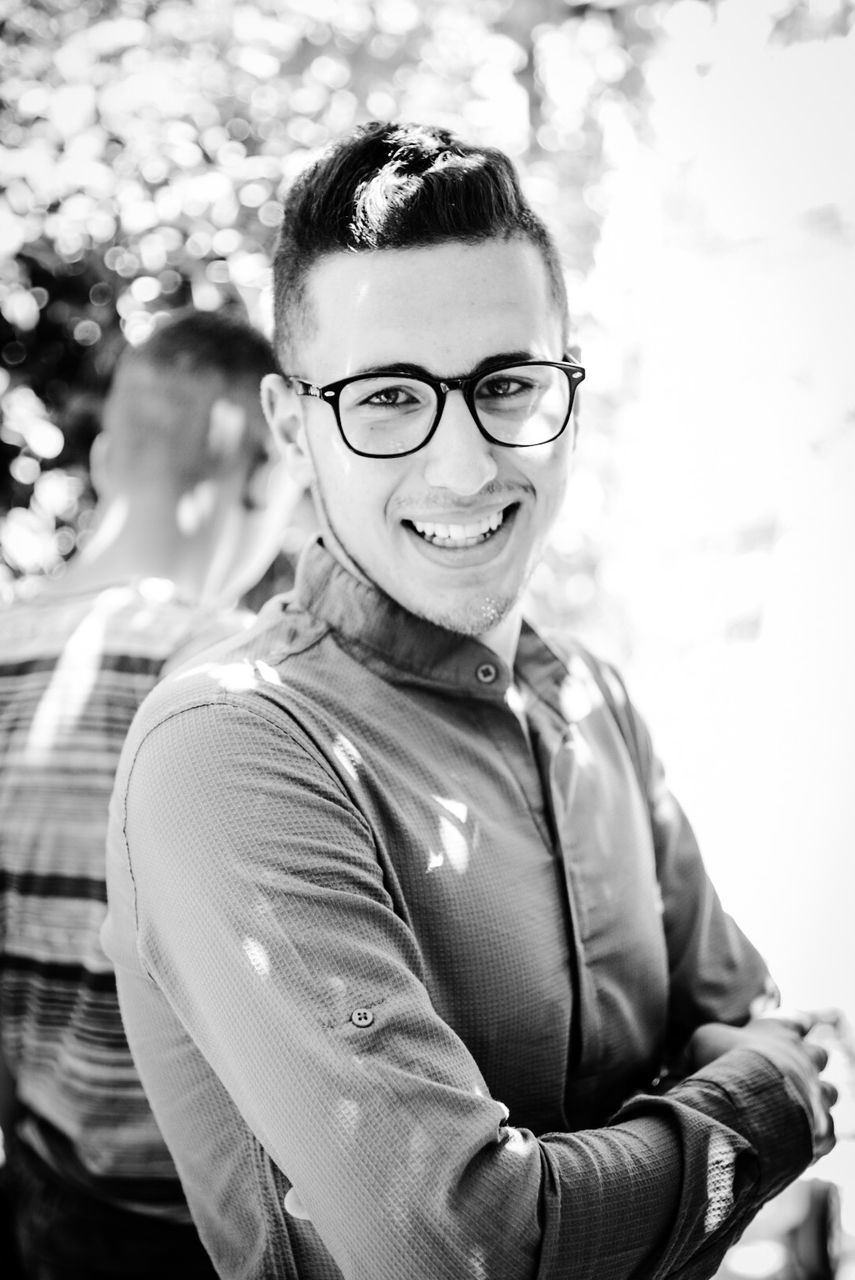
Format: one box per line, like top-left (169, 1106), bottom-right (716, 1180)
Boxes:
top-left (285, 359), bottom-right (586, 458)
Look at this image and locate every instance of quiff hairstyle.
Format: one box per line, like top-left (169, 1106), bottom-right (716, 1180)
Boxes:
top-left (272, 121), bottom-right (569, 366)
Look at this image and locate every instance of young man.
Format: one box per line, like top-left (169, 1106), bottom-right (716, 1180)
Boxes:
top-left (0, 308), bottom-right (298, 1278)
top-left (103, 124), bottom-right (836, 1280)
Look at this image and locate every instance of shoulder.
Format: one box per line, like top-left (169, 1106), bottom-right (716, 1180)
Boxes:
top-left (113, 596), bottom-right (360, 821)
top-left (116, 604), bottom-right (317, 764)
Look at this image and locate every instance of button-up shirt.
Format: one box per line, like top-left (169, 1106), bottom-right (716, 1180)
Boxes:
top-left (103, 540), bottom-right (812, 1278)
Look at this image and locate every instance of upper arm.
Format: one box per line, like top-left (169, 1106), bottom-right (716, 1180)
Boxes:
top-left (120, 697), bottom-right (544, 1277)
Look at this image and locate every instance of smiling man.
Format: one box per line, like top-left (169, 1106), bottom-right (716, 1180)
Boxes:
top-left (102, 123), bottom-right (835, 1280)
top-left (266, 236), bottom-right (577, 656)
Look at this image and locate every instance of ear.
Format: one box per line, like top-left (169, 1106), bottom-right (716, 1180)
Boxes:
top-left (261, 372), bottom-right (314, 491)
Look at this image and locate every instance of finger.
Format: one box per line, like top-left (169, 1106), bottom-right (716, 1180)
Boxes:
top-left (812, 1112), bottom-right (836, 1162)
top-left (820, 1079), bottom-right (839, 1109)
top-left (284, 1186), bottom-right (313, 1221)
top-left (761, 1007), bottom-right (815, 1036)
top-left (778, 1006), bottom-right (846, 1036)
top-left (803, 1041), bottom-right (830, 1072)
top-left (806, 1006), bottom-right (845, 1031)
top-left (810, 1082), bottom-right (838, 1160)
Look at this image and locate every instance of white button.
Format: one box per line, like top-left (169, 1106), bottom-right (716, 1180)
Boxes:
top-left (476, 662), bottom-right (498, 684)
top-left (350, 1008), bottom-right (374, 1027)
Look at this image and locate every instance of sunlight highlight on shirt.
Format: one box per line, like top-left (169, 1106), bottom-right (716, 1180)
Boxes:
top-left (24, 588), bottom-right (125, 765)
top-left (242, 936), bottom-right (270, 979)
top-left (332, 733), bottom-right (362, 781)
top-left (704, 1131), bottom-right (735, 1234)
top-left (426, 796), bottom-right (471, 875)
top-left (208, 661), bottom-right (258, 692)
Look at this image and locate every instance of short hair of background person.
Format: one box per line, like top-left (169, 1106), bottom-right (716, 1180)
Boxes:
top-left (102, 123), bottom-right (836, 1280)
top-left (0, 306), bottom-right (305, 1280)
top-left (83, 306), bottom-right (312, 608)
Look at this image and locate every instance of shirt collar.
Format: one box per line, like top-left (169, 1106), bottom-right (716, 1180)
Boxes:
top-left (290, 537), bottom-right (522, 696)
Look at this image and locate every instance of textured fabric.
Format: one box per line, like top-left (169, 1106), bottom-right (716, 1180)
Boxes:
top-left (0, 579), bottom-right (249, 1215)
top-left (8, 1135), bottom-right (218, 1279)
top-left (103, 540), bottom-right (814, 1279)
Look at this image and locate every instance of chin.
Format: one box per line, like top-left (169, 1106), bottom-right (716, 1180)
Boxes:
top-left (415, 593), bottom-right (515, 639)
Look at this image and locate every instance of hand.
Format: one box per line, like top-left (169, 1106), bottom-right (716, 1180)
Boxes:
top-left (284, 1185), bottom-right (312, 1221)
top-left (687, 1008), bottom-right (838, 1161)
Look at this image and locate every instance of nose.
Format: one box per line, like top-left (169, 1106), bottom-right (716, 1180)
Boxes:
top-left (421, 389), bottom-right (499, 495)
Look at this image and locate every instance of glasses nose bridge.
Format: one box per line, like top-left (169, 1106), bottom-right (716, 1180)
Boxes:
top-left (434, 374), bottom-right (480, 432)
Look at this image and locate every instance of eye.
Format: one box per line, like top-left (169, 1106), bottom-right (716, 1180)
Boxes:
top-left (361, 384), bottom-right (420, 408)
top-left (476, 372), bottom-right (543, 412)
top-left (478, 374), bottom-right (530, 399)
top-left (342, 376), bottom-right (433, 417)
top-left (474, 365), bottom-right (562, 426)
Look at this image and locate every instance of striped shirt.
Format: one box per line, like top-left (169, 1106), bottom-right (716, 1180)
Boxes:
top-left (0, 579), bottom-right (248, 1212)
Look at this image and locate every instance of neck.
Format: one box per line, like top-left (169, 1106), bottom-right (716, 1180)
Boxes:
top-left (313, 498), bottom-right (372, 588)
top-left (315, 491), bottom-right (522, 667)
top-left (320, 529), bottom-right (523, 668)
top-left (52, 496), bottom-right (221, 604)
top-left (476, 608), bottom-right (523, 669)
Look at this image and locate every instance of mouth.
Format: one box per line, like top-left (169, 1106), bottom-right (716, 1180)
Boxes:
top-left (404, 504), bottom-right (517, 550)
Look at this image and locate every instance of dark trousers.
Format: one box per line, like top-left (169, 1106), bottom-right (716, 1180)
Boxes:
top-left (4, 1141), bottom-right (218, 1280)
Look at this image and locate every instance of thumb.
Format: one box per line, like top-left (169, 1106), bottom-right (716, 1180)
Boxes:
top-left (284, 1186), bottom-right (312, 1221)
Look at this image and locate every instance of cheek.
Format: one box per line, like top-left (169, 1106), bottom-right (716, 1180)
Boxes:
top-left (308, 435), bottom-right (358, 506)
top-left (311, 452), bottom-right (393, 542)
top-left (523, 448), bottom-right (570, 516)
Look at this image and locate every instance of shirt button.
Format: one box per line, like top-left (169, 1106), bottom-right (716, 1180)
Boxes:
top-left (476, 662), bottom-right (498, 685)
top-left (350, 1008), bottom-right (374, 1028)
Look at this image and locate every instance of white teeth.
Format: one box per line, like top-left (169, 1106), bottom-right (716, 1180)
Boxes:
top-left (412, 510), bottom-right (504, 546)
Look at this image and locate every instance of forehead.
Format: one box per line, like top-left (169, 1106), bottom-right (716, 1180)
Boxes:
top-left (296, 238), bottom-right (565, 378)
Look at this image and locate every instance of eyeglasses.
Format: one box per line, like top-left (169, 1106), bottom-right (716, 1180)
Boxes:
top-left (285, 359), bottom-right (586, 459)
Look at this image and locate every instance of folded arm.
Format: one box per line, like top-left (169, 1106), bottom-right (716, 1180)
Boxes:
top-left (110, 697), bottom-right (817, 1280)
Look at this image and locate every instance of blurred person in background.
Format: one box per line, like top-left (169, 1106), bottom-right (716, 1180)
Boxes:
top-left (103, 124), bottom-right (837, 1280)
top-left (0, 307), bottom-right (308, 1278)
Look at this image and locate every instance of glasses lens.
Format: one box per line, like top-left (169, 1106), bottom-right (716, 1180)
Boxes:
top-left (338, 374), bottom-right (437, 456)
top-left (473, 364), bottom-right (572, 445)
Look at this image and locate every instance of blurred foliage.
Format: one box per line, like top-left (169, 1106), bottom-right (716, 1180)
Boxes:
top-left (0, 0), bottom-right (850, 597)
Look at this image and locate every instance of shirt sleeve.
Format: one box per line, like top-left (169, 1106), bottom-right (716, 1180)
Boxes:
top-left (591, 661), bottom-right (779, 1047)
top-left (110, 696), bottom-right (812, 1280)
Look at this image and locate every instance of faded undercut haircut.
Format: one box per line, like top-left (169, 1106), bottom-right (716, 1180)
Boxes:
top-left (272, 121), bottom-right (569, 368)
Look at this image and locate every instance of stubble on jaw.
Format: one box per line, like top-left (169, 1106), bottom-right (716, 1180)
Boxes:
top-left (312, 476), bottom-right (526, 640)
top-left (409, 592), bottom-right (513, 640)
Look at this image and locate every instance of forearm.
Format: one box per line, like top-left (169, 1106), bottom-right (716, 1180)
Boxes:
top-left (110, 701), bottom-right (814, 1280)
top-left (117, 923), bottom-right (812, 1280)
top-left (116, 966), bottom-right (810, 1280)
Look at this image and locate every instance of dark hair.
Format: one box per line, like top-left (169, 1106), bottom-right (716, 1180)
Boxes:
top-left (103, 308), bottom-right (278, 487)
top-left (124, 307), bottom-right (278, 383)
top-left (272, 121), bottom-right (568, 364)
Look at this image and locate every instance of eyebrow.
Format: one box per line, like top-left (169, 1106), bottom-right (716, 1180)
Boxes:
top-left (353, 351), bottom-right (540, 381)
